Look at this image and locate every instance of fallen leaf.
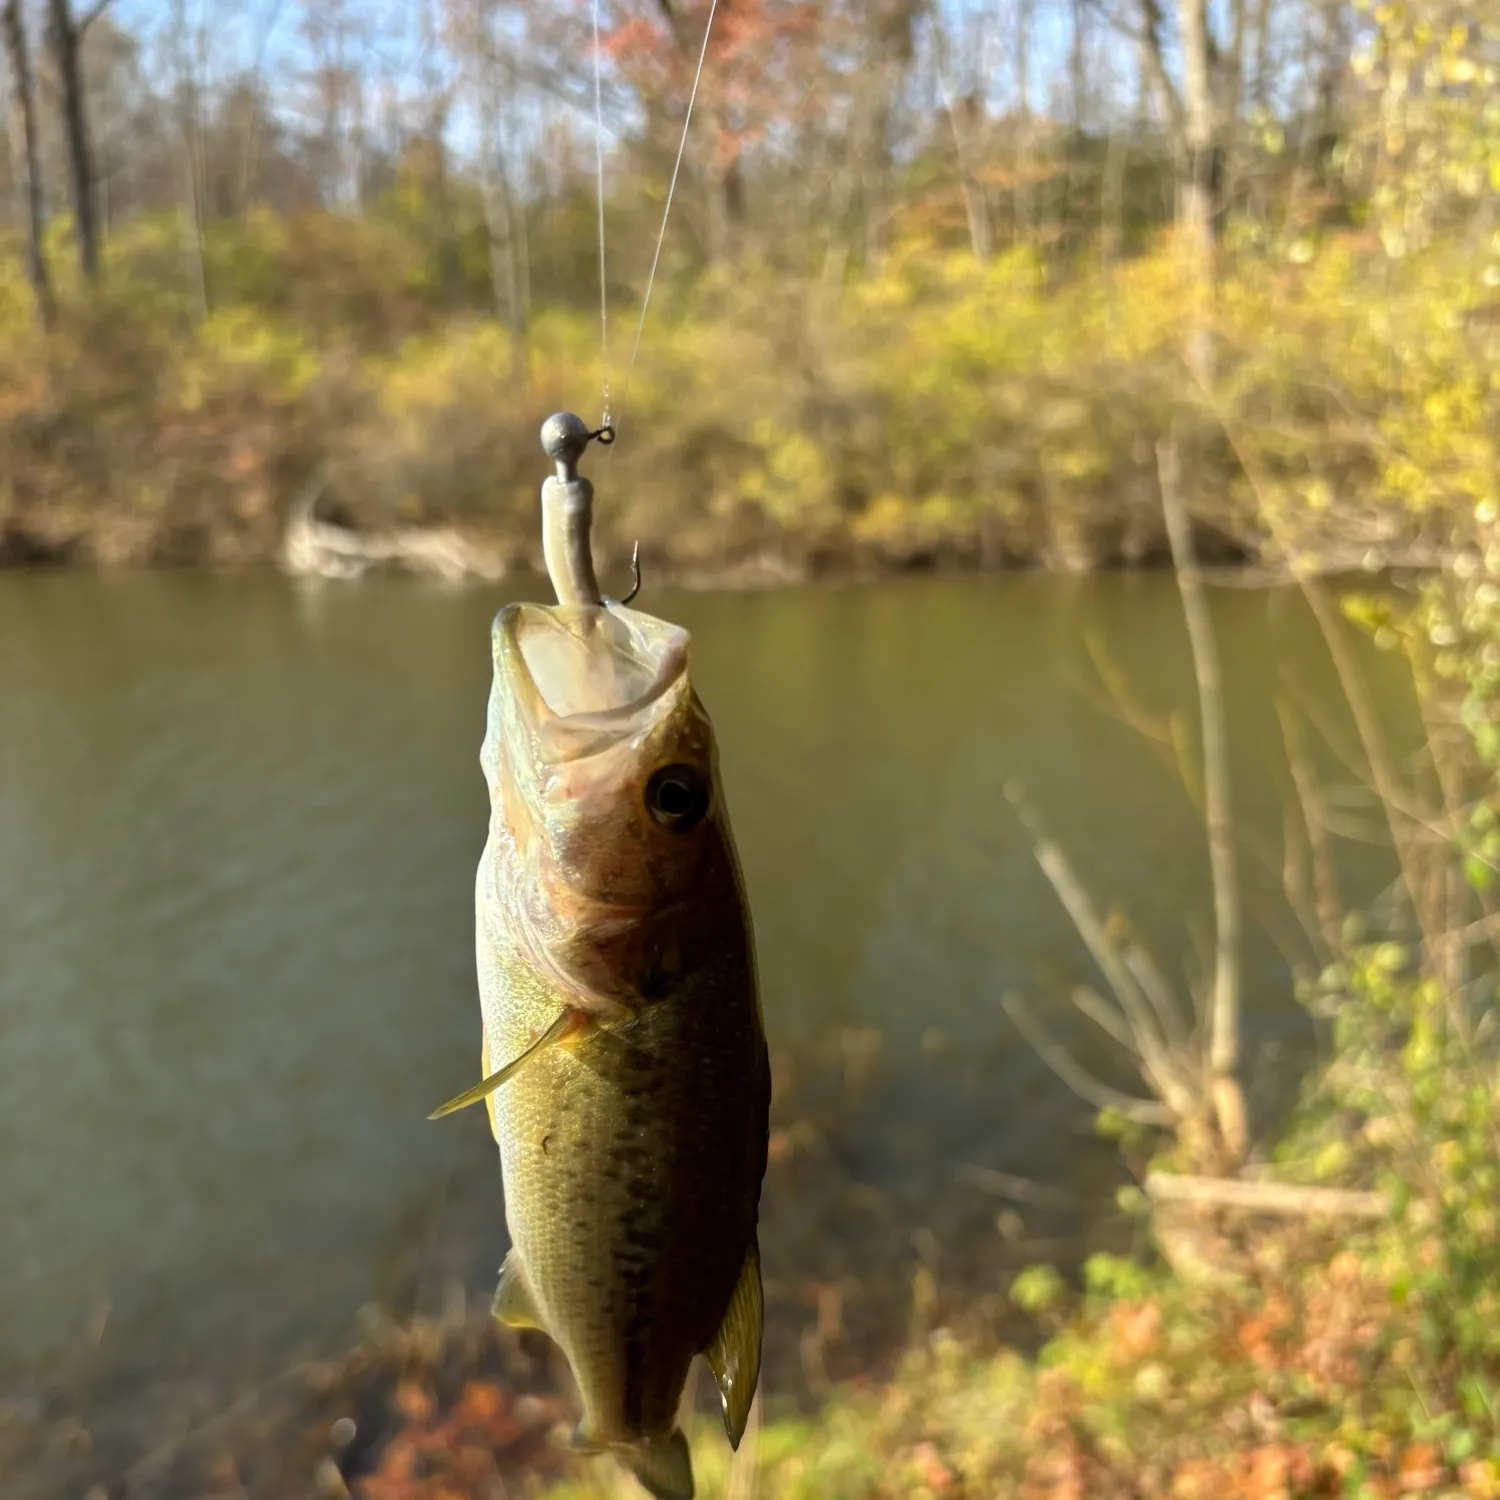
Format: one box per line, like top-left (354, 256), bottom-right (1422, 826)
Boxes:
top-left (1398, 1444), bottom-right (1446, 1492)
top-left (911, 1440), bottom-right (956, 1494)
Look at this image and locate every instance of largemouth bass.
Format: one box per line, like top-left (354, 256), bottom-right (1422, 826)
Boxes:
top-left (432, 599), bottom-right (770, 1500)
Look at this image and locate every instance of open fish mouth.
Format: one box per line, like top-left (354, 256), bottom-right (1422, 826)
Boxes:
top-left (492, 602), bottom-right (691, 761)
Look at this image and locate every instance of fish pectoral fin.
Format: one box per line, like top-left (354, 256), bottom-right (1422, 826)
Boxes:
top-left (593, 1428), bottom-right (694, 1500)
top-left (705, 1237), bottom-right (763, 1451)
top-left (480, 1032), bottom-right (501, 1144)
top-left (491, 1250), bottom-right (545, 1332)
top-left (427, 1009), bottom-right (578, 1120)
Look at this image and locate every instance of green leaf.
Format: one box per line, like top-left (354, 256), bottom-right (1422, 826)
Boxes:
top-left (1011, 1264), bottom-right (1067, 1315)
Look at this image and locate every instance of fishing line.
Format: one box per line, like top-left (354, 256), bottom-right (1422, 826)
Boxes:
top-left (604, 0), bottom-right (720, 453)
top-left (593, 0), bottom-right (611, 426)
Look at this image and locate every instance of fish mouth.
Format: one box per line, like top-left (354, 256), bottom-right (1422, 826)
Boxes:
top-left (493, 602), bottom-right (690, 759)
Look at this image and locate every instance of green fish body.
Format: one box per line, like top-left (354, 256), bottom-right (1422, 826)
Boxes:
top-left (452, 601), bottom-right (769, 1500)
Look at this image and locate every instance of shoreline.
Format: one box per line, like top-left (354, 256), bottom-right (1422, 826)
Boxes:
top-left (0, 512), bottom-right (1452, 592)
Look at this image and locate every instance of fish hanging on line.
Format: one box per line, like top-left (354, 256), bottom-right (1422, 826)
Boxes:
top-left (429, 413), bottom-right (770, 1500)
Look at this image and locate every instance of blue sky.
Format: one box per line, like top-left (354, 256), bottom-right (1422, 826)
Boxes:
top-left (106, 0), bottom-right (1101, 132)
top-left (100, 0), bottom-right (1320, 168)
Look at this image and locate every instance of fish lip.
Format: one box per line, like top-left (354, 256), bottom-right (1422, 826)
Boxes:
top-left (493, 601), bottom-right (690, 757)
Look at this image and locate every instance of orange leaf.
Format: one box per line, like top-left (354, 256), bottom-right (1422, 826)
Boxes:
top-left (1398, 1445), bottom-right (1446, 1492)
top-left (912, 1441), bottom-right (956, 1494)
top-left (1111, 1299), bottom-right (1162, 1360)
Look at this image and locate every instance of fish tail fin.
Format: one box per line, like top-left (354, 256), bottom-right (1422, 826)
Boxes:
top-left (611, 1429), bottom-right (695, 1500)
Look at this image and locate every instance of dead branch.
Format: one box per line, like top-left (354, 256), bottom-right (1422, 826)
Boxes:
top-left (1085, 626), bottom-right (1320, 977)
top-left (1277, 697), bottom-right (1344, 950)
top-left (1072, 984), bottom-right (1142, 1055)
top-left (1122, 945), bottom-right (1192, 1051)
top-left (1001, 991), bottom-right (1174, 1126)
top-left (1005, 782), bottom-right (1199, 1117)
top-left (1158, 439), bottom-right (1243, 1094)
top-left (1145, 1171), bottom-right (1387, 1219)
top-left (954, 1163), bottom-right (1079, 1208)
top-left (1082, 630), bottom-right (1174, 750)
top-left (1189, 380), bottom-right (1455, 963)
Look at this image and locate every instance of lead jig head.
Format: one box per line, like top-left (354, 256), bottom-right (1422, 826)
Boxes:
top-left (540, 412), bottom-right (615, 486)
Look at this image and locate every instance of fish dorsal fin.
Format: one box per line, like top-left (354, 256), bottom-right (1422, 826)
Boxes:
top-left (704, 1238), bottom-right (763, 1450)
top-left (428, 1008), bottom-right (577, 1120)
top-left (492, 1250), bottom-right (545, 1332)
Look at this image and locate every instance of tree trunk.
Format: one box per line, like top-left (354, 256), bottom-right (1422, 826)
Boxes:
top-left (170, 0), bottom-right (207, 319)
top-left (1158, 439), bottom-right (1246, 1166)
top-left (854, 1), bottom-right (918, 273)
top-left (1014, 0), bottom-right (1035, 247)
top-left (1252, 0), bottom-right (1274, 111)
top-left (1175, 0), bottom-right (1219, 377)
top-left (481, 164), bottom-right (525, 334)
top-left (1134, 0), bottom-right (1224, 375)
top-left (706, 110), bottom-right (744, 266)
top-left (477, 65), bottom-right (528, 379)
top-left (46, 0), bottom-right (100, 282)
top-left (819, 159), bottom-right (857, 299)
top-left (1222, 0), bottom-right (1249, 217)
top-left (1065, 0), bottom-right (1088, 251)
top-left (931, 17), bottom-right (990, 263)
top-left (1177, 0), bottom-right (1216, 254)
top-left (1311, 0), bottom-right (1349, 171)
top-left (2, 0), bottom-right (54, 325)
top-left (957, 157), bottom-right (992, 264)
top-left (650, 0), bottom-right (737, 267)
top-left (1101, 124), bottom-right (1126, 269)
top-left (1069, 0), bottom-right (1085, 129)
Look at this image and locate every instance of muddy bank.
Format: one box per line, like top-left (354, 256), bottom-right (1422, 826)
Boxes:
top-left (0, 494), bottom-right (1456, 588)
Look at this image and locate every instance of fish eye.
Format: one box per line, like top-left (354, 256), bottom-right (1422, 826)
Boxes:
top-left (645, 764), bottom-right (709, 832)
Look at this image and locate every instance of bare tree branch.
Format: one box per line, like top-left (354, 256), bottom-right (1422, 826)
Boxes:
top-left (1133, 0), bottom-right (1185, 141)
top-left (1005, 781), bottom-right (1200, 1117)
top-left (1122, 945), bottom-right (1192, 1050)
top-left (1146, 1172), bottom-right (1387, 1218)
top-left (1277, 698), bottom-right (1344, 949)
top-left (1072, 984), bottom-right (1141, 1055)
top-left (1001, 991), bottom-right (1174, 1126)
top-left (954, 1164), bottom-right (1079, 1208)
top-left (1158, 439), bottom-right (1241, 1089)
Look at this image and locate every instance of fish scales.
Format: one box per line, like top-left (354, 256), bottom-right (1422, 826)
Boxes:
top-left (483, 932), bottom-right (765, 1436)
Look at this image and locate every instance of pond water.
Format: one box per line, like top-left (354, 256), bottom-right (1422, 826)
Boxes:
top-left (0, 569), bottom-right (1411, 1481)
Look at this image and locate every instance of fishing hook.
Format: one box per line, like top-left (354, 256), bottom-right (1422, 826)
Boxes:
top-left (617, 541), bottom-right (642, 606)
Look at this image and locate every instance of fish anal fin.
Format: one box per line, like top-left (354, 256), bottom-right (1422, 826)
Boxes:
top-left (428, 1008), bottom-right (580, 1120)
top-left (491, 1250), bottom-right (545, 1333)
top-left (704, 1238), bottom-right (763, 1451)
